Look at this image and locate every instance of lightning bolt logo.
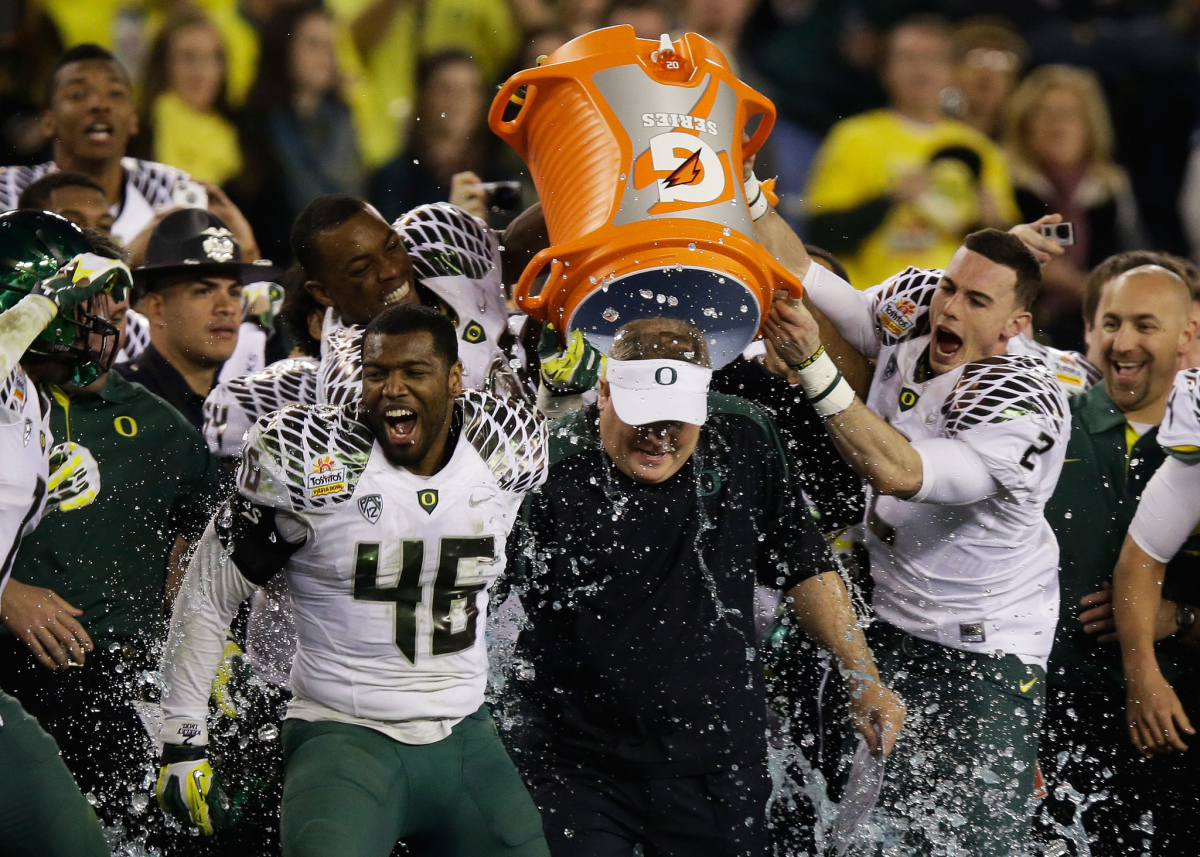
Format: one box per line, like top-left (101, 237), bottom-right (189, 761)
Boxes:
top-left (663, 149), bottom-right (704, 188)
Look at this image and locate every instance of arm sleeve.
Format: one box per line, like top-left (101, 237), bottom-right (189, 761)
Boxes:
top-left (909, 437), bottom-right (999, 505)
top-left (0, 295), bottom-right (56, 385)
top-left (159, 521), bottom-right (259, 738)
top-left (801, 260), bottom-right (880, 359)
top-left (1128, 457), bottom-right (1200, 563)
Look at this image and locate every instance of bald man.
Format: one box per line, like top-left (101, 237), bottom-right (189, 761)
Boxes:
top-left (1035, 261), bottom-right (1200, 856)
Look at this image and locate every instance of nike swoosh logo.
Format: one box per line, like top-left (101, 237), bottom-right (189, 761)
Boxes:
top-left (1020, 677), bottom-right (1038, 692)
top-left (469, 495), bottom-right (494, 507)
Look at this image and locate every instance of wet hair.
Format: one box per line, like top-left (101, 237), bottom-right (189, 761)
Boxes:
top-left (362, 303), bottom-right (458, 368)
top-left (46, 44), bottom-right (128, 105)
top-left (1084, 251), bottom-right (1199, 325)
top-left (962, 228), bottom-right (1041, 310)
top-left (290, 194), bottom-right (369, 280)
top-left (17, 171), bottom-right (106, 211)
top-left (610, 318), bottom-right (711, 368)
top-left (277, 265), bottom-right (322, 357)
top-left (82, 228), bottom-right (128, 264)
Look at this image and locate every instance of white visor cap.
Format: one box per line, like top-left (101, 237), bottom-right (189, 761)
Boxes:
top-left (605, 358), bottom-right (712, 427)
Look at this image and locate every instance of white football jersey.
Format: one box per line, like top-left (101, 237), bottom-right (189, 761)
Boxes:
top-left (1159, 367), bottom-right (1200, 461)
top-left (0, 368), bottom-right (51, 594)
top-left (202, 356), bottom-right (319, 457)
top-left (808, 264), bottom-right (1070, 666)
top-left (239, 391), bottom-right (546, 724)
top-left (317, 204), bottom-right (511, 406)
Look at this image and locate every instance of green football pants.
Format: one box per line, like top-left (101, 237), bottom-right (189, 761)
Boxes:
top-left (863, 623), bottom-right (1045, 857)
top-left (0, 690), bottom-right (109, 857)
top-left (280, 704), bottom-right (549, 857)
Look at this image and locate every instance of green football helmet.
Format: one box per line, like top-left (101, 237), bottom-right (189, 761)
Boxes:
top-left (0, 209), bottom-right (123, 386)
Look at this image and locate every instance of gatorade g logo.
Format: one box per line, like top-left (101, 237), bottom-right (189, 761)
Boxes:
top-left (655, 366), bottom-right (678, 385)
top-left (630, 77), bottom-right (734, 215)
top-left (417, 489), bottom-right (439, 514)
top-left (899, 388), bottom-right (920, 411)
top-left (462, 321), bottom-right (486, 344)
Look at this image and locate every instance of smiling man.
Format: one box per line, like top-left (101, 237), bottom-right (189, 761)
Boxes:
top-left (763, 224), bottom-right (1070, 856)
top-left (0, 44), bottom-right (186, 245)
top-left (509, 317), bottom-right (903, 857)
top-left (1033, 257), bottom-right (1200, 856)
top-left (157, 304), bottom-right (551, 856)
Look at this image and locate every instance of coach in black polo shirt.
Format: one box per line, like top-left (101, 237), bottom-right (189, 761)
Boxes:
top-left (509, 318), bottom-right (904, 857)
top-left (118, 208), bottom-right (267, 428)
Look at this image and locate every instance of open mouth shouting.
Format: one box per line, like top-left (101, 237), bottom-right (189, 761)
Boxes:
top-left (933, 325), bottom-right (964, 363)
top-left (84, 121), bottom-right (115, 144)
top-left (383, 406), bottom-right (419, 445)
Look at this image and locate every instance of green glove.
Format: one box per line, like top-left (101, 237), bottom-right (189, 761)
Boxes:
top-left (536, 323), bottom-right (604, 394)
top-left (32, 252), bottom-right (132, 312)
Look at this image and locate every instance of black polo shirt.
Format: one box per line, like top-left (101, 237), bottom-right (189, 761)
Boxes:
top-left (510, 393), bottom-right (837, 777)
top-left (115, 344), bottom-right (209, 429)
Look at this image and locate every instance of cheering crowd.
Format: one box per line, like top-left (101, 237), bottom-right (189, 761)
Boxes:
top-left (1, 3), bottom-right (1199, 857)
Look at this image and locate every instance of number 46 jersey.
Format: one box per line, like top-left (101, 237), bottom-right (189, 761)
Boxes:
top-left (161, 389), bottom-right (547, 741)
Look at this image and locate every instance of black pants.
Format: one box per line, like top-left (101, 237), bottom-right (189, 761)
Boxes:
top-left (1034, 684), bottom-right (1200, 856)
top-left (521, 753), bottom-right (772, 857)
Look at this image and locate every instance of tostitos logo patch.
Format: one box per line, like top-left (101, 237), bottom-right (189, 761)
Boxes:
top-left (307, 455), bottom-right (347, 497)
top-left (879, 297), bottom-right (918, 337)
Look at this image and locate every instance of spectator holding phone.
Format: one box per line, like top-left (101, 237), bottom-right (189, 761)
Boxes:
top-left (1005, 65), bottom-right (1149, 350)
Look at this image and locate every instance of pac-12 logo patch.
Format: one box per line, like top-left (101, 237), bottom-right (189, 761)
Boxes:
top-left (358, 494), bottom-right (383, 524)
top-left (307, 455), bottom-right (347, 497)
top-left (882, 354), bottom-right (899, 381)
top-left (879, 297), bottom-right (918, 337)
top-left (417, 489), bottom-right (439, 514)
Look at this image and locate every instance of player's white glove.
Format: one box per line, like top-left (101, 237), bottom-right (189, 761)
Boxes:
top-left (33, 252), bottom-right (131, 311)
top-left (46, 442), bottom-right (101, 512)
top-left (157, 717), bottom-right (242, 835)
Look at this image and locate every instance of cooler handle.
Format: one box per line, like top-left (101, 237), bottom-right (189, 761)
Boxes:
top-left (513, 247), bottom-right (563, 318)
top-left (737, 86), bottom-right (776, 161)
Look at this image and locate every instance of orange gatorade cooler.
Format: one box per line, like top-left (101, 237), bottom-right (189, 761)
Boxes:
top-left (489, 25), bottom-right (801, 367)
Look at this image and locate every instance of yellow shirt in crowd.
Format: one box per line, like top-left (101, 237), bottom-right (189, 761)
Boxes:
top-left (805, 109), bottom-right (1020, 289)
top-left (151, 92), bottom-right (241, 186)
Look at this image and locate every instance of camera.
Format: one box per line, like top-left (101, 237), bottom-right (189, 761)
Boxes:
top-left (1039, 221), bottom-right (1074, 246)
top-left (171, 179), bottom-right (208, 210)
top-left (479, 181), bottom-right (522, 212)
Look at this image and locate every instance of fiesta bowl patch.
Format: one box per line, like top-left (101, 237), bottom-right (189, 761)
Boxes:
top-left (307, 455), bottom-right (347, 497)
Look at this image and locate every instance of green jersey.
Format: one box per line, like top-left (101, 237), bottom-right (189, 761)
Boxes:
top-left (9, 371), bottom-right (225, 647)
top-left (1045, 383), bottom-right (1200, 692)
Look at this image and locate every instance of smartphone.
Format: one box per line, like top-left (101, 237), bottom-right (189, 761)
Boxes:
top-left (172, 179), bottom-right (208, 210)
top-left (479, 181), bottom-right (522, 212)
top-left (1040, 221), bottom-right (1074, 246)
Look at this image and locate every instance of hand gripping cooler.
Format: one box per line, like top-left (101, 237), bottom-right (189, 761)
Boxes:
top-left (488, 26), bottom-right (801, 367)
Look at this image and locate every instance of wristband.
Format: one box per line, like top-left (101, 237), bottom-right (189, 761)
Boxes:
top-left (745, 172), bottom-right (770, 221)
top-left (795, 350), bottom-right (856, 418)
top-left (787, 345), bottom-right (826, 371)
top-left (162, 716), bottom-right (209, 748)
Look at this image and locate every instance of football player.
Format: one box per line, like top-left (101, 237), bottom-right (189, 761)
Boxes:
top-left (1115, 366), bottom-right (1200, 755)
top-left (156, 304), bottom-right (550, 856)
top-left (0, 209), bottom-right (131, 856)
top-left (762, 217), bottom-right (1070, 855)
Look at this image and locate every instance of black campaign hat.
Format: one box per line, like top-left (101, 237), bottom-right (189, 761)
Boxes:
top-left (134, 208), bottom-right (281, 290)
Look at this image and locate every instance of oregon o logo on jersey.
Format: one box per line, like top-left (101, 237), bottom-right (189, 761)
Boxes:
top-left (417, 489), bottom-right (439, 514)
top-left (114, 415), bottom-right (138, 437)
top-left (462, 321), bottom-right (486, 344)
top-left (899, 388), bottom-right (920, 411)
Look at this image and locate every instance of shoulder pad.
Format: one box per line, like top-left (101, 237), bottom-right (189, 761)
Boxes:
top-left (871, 267), bottom-right (941, 345)
top-left (460, 389), bottom-right (547, 494)
top-left (1159, 367), bottom-right (1200, 461)
top-left (204, 358), bottom-right (319, 457)
top-left (943, 354), bottom-right (1068, 438)
top-left (238, 404), bottom-right (373, 510)
top-left (126, 158), bottom-right (187, 205)
top-left (119, 309), bottom-right (151, 363)
top-left (394, 203), bottom-right (499, 284)
top-left (317, 325), bottom-right (364, 407)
